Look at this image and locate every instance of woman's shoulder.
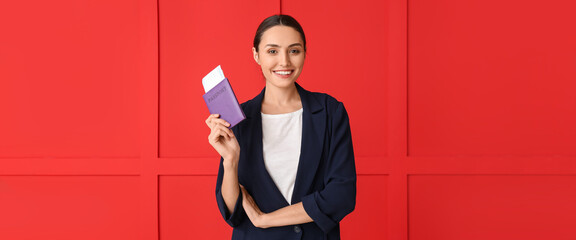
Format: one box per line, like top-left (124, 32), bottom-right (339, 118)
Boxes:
top-left (304, 88), bottom-right (345, 114)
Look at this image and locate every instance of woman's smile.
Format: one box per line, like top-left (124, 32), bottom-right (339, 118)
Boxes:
top-left (273, 69), bottom-right (295, 78)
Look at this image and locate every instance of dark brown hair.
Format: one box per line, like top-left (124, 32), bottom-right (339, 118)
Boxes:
top-left (253, 15), bottom-right (306, 52)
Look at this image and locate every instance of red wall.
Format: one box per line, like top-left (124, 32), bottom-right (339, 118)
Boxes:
top-left (1, 0), bottom-right (575, 239)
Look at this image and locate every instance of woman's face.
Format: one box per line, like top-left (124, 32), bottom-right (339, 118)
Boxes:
top-left (253, 26), bottom-right (305, 89)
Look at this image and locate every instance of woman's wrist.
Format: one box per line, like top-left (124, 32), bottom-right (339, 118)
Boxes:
top-left (223, 155), bottom-right (239, 168)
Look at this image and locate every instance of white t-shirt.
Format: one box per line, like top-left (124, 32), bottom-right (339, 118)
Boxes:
top-left (261, 108), bottom-right (303, 204)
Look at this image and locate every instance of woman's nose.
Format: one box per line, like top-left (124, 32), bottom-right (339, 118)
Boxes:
top-left (279, 52), bottom-right (291, 67)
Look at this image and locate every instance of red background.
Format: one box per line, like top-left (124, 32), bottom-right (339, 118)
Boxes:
top-left (1, 0), bottom-right (575, 239)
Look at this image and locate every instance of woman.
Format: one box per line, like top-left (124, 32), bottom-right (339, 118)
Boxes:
top-left (205, 15), bottom-right (356, 239)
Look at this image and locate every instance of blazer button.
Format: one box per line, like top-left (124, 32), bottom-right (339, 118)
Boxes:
top-left (294, 226), bottom-right (301, 233)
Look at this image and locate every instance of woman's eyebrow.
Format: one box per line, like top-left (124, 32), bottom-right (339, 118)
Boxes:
top-left (264, 43), bottom-right (303, 48)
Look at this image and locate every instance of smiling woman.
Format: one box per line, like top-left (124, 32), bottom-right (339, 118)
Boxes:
top-left (205, 15), bottom-right (357, 240)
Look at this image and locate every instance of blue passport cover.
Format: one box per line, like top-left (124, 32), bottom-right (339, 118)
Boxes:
top-left (202, 78), bottom-right (246, 128)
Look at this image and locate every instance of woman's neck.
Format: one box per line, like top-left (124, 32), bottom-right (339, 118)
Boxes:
top-left (261, 82), bottom-right (302, 114)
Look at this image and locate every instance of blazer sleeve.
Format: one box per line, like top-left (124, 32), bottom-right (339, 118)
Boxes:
top-left (301, 102), bottom-right (357, 233)
top-left (216, 125), bottom-right (246, 227)
top-left (215, 159), bottom-right (244, 227)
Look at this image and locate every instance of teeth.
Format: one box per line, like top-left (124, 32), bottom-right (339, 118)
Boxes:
top-left (275, 71), bottom-right (292, 75)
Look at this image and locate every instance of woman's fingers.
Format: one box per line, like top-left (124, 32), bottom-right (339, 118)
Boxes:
top-left (205, 114), bottom-right (219, 126)
top-left (240, 187), bottom-right (251, 207)
top-left (214, 119), bottom-right (231, 129)
top-left (241, 187), bottom-right (256, 206)
top-left (209, 129), bottom-right (228, 143)
top-left (214, 124), bottom-right (234, 139)
top-left (240, 186), bottom-right (264, 228)
top-left (205, 114), bottom-right (240, 161)
top-left (205, 114), bottom-right (231, 129)
top-left (208, 125), bottom-right (234, 143)
top-left (205, 114), bottom-right (222, 127)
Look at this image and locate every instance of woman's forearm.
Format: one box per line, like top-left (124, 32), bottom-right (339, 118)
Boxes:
top-left (259, 202), bottom-right (313, 228)
top-left (221, 157), bottom-right (240, 214)
top-left (241, 186), bottom-right (314, 228)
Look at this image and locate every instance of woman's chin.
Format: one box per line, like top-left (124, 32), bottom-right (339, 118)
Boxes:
top-left (267, 78), bottom-right (297, 89)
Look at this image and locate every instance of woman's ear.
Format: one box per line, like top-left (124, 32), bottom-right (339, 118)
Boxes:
top-left (252, 47), bottom-right (260, 65)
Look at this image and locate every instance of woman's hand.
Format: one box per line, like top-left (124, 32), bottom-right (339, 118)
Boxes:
top-left (240, 185), bottom-right (269, 228)
top-left (241, 185), bottom-right (314, 228)
top-left (205, 114), bottom-right (240, 163)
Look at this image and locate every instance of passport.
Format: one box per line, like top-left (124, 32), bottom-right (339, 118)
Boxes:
top-left (202, 65), bottom-right (246, 128)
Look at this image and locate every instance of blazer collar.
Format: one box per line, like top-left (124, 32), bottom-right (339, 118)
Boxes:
top-left (246, 83), bottom-right (326, 205)
top-left (245, 82), bottom-right (323, 119)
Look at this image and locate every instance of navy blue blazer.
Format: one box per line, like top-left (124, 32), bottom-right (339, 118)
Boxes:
top-left (216, 83), bottom-right (356, 240)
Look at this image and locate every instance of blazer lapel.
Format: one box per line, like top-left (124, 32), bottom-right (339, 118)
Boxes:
top-left (245, 87), bottom-right (292, 206)
top-left (291, 83), bottom-right (325, 204)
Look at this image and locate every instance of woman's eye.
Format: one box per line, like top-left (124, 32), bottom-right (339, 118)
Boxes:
top-left (267, 49), bottom-right (277, 54)
top-left (290, 49), bottom-right (301, 54)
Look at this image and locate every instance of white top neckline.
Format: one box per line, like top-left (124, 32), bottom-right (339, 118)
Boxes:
top-left (261, 108), bottom-right (303, 118)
